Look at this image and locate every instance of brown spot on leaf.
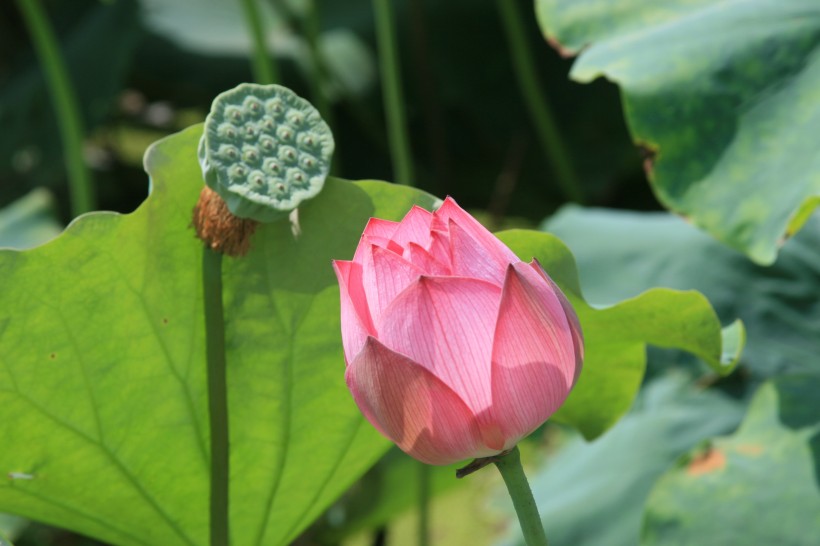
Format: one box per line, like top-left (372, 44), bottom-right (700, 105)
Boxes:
top-left (736, 444), bottom-right (763, 456)
top-left (162, 318), bottom-right (169, 325)
top-left (546, 35), bottom-right (578, 59)
top-left (637, 143), bottom-right (659, 176)
top-left (687, 448), bottom-right (726, 476)
top-left (49, 353), bottom-right (56, 360)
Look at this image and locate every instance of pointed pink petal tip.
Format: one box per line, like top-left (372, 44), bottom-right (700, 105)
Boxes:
top-left (333, 260), bottom-right (375, 365)
top-left (433, 196), bottom-right (519, 267)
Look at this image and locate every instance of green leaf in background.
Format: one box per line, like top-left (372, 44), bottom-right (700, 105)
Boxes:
top-left (495, 231), bottom-right (743, 439)
top-left (0, 189), bottom-right (62, 250)
top-left (498, 374), bottom-right (745, 546)
top-left (0, 125), bottom-right (439, 546)
top-left (642, 374), bottom-right (820, 544)
top-left (138, 0), bottom-right (289, 57)
top-left (544, 206), bottom-right (820, 378)
top-left (535, 0), bottom-right (820, 264)
top-left (0, 513), bottom-right (24, 546)
top-left (137, 0), bottom-right (377, 100)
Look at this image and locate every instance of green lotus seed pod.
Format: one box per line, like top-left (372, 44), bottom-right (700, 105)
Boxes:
top-left (198, 83), bottom-right (334, 222)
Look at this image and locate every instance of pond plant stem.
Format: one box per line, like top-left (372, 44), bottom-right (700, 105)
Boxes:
top-left (418, 462), bottom-right (430, 546)
top-left (203, 247), bottom-right (230, 546)
top-left (302, 0), bottom-right (341, 174)
top-left (240, 0), bottom-right (279, 84)
top-left (495, 0), bottom-right (583, 204)
top-left (493, 447), bottom-right (548, 546)
top-left (372, 0), bottom-right (415, 186)
top-left (303, 0), bottom-right (332, 125)
top-left (16, 0), bottom-right (96, 216)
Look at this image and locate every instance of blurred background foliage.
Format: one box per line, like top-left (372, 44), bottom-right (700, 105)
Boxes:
top-left (1, 0), bottom-right (817, 545)
top-left (0, 0), bottom-right (648, 227)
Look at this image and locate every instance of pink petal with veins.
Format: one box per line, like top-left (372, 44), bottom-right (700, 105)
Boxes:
top-left (434, 197), bottom-right (519, 265)
top-left (427, 229), bottom-right (452, 266)
top-left (404, 242), bottom-right (450, 276)
top-left (353, 233), bottom-right (402, 265)
top-left (378, 276), bottom-right (501, 422)
top-left (362, 244), bottom-right (425, 327)
top-left (352, 218), bottom-right (400, 265)
top-left (448, 220), bottom-right (507, 286)
top-left (389, 206), bottom-right (435, 249)
top-left (531, 259), bottom-right (584, 385)
top-left (490, 262), bottom-right (579, 442)
top-left (362, 217), bottom-right (399, 239)
top-left (346, 337), bottom-right (500, 465)
top-left (332, 260), bottom-right (376, 364)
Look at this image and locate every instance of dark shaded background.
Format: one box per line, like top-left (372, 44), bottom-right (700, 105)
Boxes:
top-left (0, 0), bottom-right (654, 230)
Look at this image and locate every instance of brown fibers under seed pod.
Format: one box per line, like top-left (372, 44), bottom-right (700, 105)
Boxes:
top-left (192, 186), bottom-right (258, 257)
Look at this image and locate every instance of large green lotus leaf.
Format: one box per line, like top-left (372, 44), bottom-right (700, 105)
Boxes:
top-left (495, 230), bottom-right (743, 438)
top-left (535, 0), bottom-right (820, 264)
top-left (544, 206), bottom-right (820, 378)
top-left (0, 189), bottom-right (60, 542)
top-left (0, 125), bottom-right (440, 546)
top-left (498, 374), bottom-right (744, 546)
top-left (642, 374), bottom-right (820, 544)
top-left (0, 191), bottom-right (60, 545)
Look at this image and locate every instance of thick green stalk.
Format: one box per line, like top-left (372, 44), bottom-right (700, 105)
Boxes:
top-left (240, 0), bottom-right (279, 84)
top-left (496, 0), bottom-right (583, 204)
top-left (494, 447), bottom-right (548, 546)
top-left (418, 462), bottom-right (430, 546)
top-left (203, 248), bottom-right (230, 546)
top-left (372, 0), bottom-right (415, 186)
top-left (16, 0), bottom-right (95, 216)
top-left (303, 0), bottom-right (332, 124)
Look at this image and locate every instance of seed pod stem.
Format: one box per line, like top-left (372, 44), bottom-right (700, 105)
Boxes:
top-left (194, 85), bottom-right (333, 546)
top-left (202, 246), bottom-right (229, 546)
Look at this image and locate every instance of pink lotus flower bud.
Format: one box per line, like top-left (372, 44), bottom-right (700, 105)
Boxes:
top-left (333, 197), bottom-right (584, 465)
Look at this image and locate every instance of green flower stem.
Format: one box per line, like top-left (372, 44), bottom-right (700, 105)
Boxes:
top-left (16, 0), bottom-right (96, 216)
top-left (372, 0), bottom-right (415, 186)
top-left (495, 0), bottom-right (583, 204)
top-left (302, 0), bottom-right (340, 174)
top-left (494, 447), bottom-right (548, 546)
top-left (240, 0), bottom-right (279, 84)
top-left (203, 247), bottom-right (230, 546)
top-left (303, 0), bottom-right (331, 123)
top-left (418, 461), bottom-right (430, 546)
